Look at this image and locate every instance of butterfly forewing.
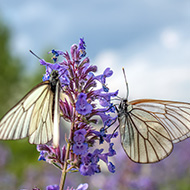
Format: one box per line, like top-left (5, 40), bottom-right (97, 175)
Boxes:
top-left (0, 81), bottom-right (54, 144)
top-left (29, 83), bottom-right (54, 144)
top-left (130, 99), bottom-right (190, 143)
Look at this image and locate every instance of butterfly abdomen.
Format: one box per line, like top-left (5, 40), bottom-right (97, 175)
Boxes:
top-left (49, 71), bottom-right (60, 123)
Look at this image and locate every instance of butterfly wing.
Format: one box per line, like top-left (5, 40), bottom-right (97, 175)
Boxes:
top-left (130, 99), bottom-right (190, 143)
top-left (119, 106), bottom-right (173, 163)
top-left (0, 81), bottom-right (54, 144)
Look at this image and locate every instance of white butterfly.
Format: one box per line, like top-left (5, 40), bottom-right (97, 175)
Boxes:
top-left (117, 69), bottom-right (190, 163)
top-left (0, 71), bottom-right (60, 147)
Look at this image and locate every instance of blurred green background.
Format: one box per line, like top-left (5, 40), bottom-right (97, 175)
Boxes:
top-left (0, 20), bottom-right (46, 188)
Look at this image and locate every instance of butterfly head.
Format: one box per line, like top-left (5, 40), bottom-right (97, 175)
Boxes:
top-left (117, 99), bottom-right (133, 117)
top-left (51, 70), bottom-right (59, 80)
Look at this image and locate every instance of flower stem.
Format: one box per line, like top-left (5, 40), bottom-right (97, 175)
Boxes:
top-left (59, 141), bottom-right (71, 190)
top-left (59, 106), bottom-right (75, 190)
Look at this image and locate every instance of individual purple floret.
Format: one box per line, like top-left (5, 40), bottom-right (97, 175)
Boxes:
top-left (79, 150), bottom-right (102, 176)
top-left (75, 93), bottom-right (93, 115)
top-left (108, 162), bottom-right (116, 173)
top-left (46, 184), bottom-right (59, 190)
top-left (73, 129), bottom-right (88, 155)
top-left (78, 38), bottom-right (86, 57)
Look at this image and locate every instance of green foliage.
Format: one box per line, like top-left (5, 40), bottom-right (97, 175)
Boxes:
top-left (0, 21), bottom-right (23, 116)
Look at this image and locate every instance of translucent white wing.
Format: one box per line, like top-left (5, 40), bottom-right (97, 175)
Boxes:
top-left (130, 99), bottom-right (190, 143)
top-left (0, 82), bottom-right (54, 144)
top-left (119, 107), bottom-right (173, 163)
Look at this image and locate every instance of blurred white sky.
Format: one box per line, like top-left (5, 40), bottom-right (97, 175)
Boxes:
top-left (0, 0), bottom-right (189, 101)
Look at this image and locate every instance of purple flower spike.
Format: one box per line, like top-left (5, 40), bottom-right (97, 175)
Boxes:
top-left (76, 93), bottom-right (93, 115)
top-left (36, 38), bottom-right (119, 182)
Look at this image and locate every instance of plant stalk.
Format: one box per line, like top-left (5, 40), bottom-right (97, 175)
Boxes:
top-left (59, 107), bottom-right (75, 190)
top-left (59, 142), bottom-right (71, 190)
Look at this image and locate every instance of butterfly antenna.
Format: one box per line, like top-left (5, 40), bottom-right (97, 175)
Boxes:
top-left (29, 50), bottom-right (42, 60)
top-left (122, 68), bottom-right (129, 100)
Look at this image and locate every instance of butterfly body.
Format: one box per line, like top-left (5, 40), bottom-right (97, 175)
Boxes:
top-left (50, 71), bottom-right (59, 92)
